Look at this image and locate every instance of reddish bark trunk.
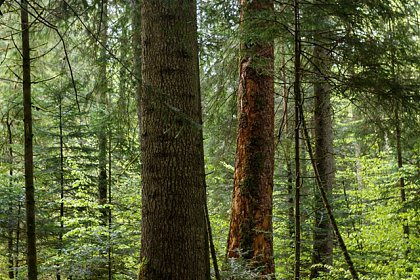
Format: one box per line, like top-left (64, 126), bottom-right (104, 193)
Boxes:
top-left (227, 0), bottom-right (275, 276)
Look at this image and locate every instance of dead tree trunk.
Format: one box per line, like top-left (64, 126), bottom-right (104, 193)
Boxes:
top-left (227, 0), bottom-right (275, 277)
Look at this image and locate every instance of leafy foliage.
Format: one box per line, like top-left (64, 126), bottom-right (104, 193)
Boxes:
top-left (0, 0), bottom-right (418, 279)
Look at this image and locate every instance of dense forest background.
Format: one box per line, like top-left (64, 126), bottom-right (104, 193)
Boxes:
top-left (0, 0), bottom-right (419, 279)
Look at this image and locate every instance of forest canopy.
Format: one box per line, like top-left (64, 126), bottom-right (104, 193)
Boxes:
top-left (0, 0), bottom-right (419, 279)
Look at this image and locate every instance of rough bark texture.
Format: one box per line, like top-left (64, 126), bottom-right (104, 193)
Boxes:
top-left (21, 0), bottom-right (38, 278)
top-left (227, 0), bottom-right (275, 276)
top-left (139, 1), bottom-right (209, 279)
top-left (311, 39), bottom-right (334, 278)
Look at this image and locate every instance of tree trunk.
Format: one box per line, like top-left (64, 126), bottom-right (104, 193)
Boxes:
top-left (138, 1), bottom-right (209, 279)
top-left (15, 201), bottom-right (21, 278)
top-left (132, 0), bottom-right (142, 139)
top-left (57, 94), bottom-right (64, 280)
top-left (299, 107), bottom-right (359, 280)
top-left (293, 1), bottom-right (302, 279)
top-left (7, 117), bottom-right (15, 279)
top-left (108, 133), bottom-right (112, 280)
top-left (96, 2), bottom-right (109, 277)
top-left (97, 0), bottom-right (108, 224)
top-left (227, 0), bottom-right (275, 277)
top-left (310, 25), bottom-right (334, 279)
top-left (21, 0), bottom-right (38, 278)
top-left (395, 106), bottom-right (410, 244)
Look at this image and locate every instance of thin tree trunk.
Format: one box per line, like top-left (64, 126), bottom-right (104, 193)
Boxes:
top-left (226, 0), bottom-right (275, 277)
top-left (15, 201), bottom-right (21, 278)
top-left (8, 225), bottom-right (14, 279)
top-left (293, 0), bottom-right (302, 278)
top-left (205, 191), bottom-right (221, 280)
top-left (108, 131), bottom-right (112, 280)
top-left (389, 17), bottom-right (410, 253)
top-left (395, 106), bottom-right (410, 243)
top-left (311, 24), bottom-right (334, 279)
top-left (57, 94), bottom-right (65, 280)
top-left (21, 0), bottom-right (38, 278)
top-left (287, 160), bottom-right (294, 240)
top-left (96, 2), bottom-right (109, 277)
top-left (97, 0), bottom-right (108, 224)
top-left (7, 117), bottom-right (15, 279)
top-left (138, 1), bottom-right (209, 278)
top-left (298, 104), bottom-right (359, 280)
top-left (132, 0), bottom-right (142, 139)
top-left (279, 43), bottom-right (294, 260)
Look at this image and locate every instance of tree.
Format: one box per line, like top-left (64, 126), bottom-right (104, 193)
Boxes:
top-left (95, 0), bottom-right (109, 276)
top-left (138, 0), bottom-right (210, 279)
top-left (311, 4), bottom-right (334, 278)
top-left (21, 0), bottom-right (37, 278)
top-left (97, 0), bottom-right (109, 224)
top-left (293, 1), bottom-right (302, 279)
top-left (226, 0), bottom-right (275, 277)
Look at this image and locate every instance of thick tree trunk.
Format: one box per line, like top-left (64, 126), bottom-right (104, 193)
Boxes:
top-left (138, 1), bottom-right (209, 279)
top-left (227, 0), bottom-right (275, 277)
top-left (21, 0), bottom-right (38, 278)
top-left (311, 32), bottom-right (334, 279)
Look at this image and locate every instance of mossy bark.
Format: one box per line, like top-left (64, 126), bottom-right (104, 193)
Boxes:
top-left (227, 0), bottom-right (275, 277)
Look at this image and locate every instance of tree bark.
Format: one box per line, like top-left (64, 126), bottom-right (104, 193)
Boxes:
top-left (96, 1), bottom-right (109, 277)
top-left (293, 1), bottom-right (302, 279)
top-left (21, 0), bottom-right (38, 278)
top-left (132, 0), bottom-right (142, 139)
top-left (108, 132), bottom-right (112, 280)
top-left (97, 0), bottom-right (108, 224)
top-left (227, 0), bottom-right (275, 277)
top-left (15, 201), bottom-right (21, 278)
top-left (311, 23), bottom-right (334, 279)
top-left (7, 117), bottom-right (15, 279)
top-left (57, 94), bottom-right (64, 280)
top-left (138, 1), bottom-right (209, 279)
